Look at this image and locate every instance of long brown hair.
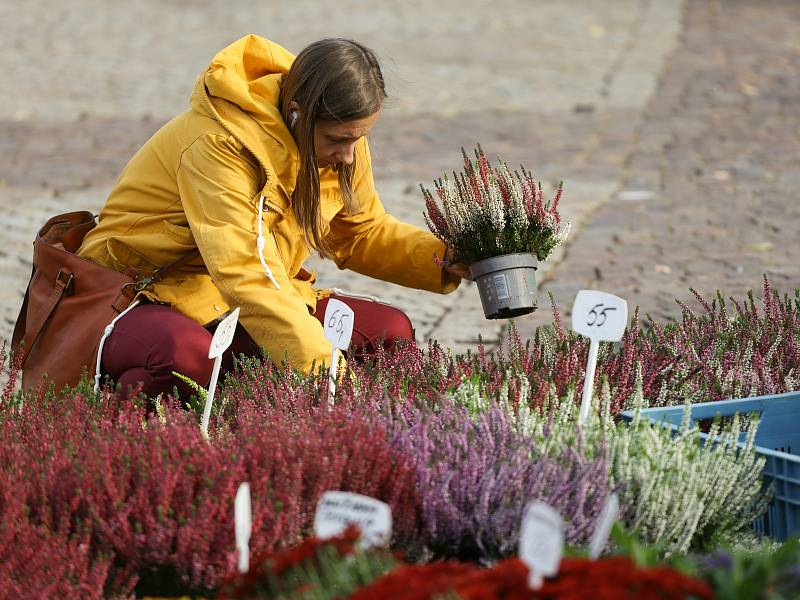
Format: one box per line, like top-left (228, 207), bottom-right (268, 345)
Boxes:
top-left (279, 38), bottom-right (386, 258)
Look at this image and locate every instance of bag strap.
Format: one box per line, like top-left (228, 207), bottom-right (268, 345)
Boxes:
top-left (12, 268), bottom-right (74, 367)
top-left (129, 249), bottom-right (201, 292)
top-left (11, 266), bottom-right (34, 360)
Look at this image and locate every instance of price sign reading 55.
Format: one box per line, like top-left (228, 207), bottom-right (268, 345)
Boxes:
top-left (572, 291), bottom-right (627, 342)
top-left (572, 290), bottom-right (628, 426)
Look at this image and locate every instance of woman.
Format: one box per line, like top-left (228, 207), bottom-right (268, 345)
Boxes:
top-left (77, 34), bottom-right (468, 399)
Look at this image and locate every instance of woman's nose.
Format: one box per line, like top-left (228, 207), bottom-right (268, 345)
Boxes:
top-left (336, 143), bottom-right (357, 166)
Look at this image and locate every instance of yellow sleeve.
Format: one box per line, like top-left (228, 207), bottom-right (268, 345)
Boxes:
top-left (326, 140), bottom-right (461, 294)
top-left (177, 133), bottom-right (333, 373)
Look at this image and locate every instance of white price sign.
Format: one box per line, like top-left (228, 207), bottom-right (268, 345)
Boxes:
top-left (572, 291), bottom-right (628, 425)
top-left (235, 482), bottom-right (252, 573)
top-left (588, 493), bottom-right (619, 559)
top-left (202, 307), bottom-right (240, 437)
top-left (519, 501), bottom-right (564, 590)
top-left (323, 299), bottom-right (354, 407)
top-left (323, 299), bottom-right (355, 350)
top-left (209, 307), bottom-right (241, 358)
top-left (314, 491), bottom-right (392, 549)
top-left (572, 290), bottom-right (627, 341)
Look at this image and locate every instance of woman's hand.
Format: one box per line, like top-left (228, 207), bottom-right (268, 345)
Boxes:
top-left (444, 261), bottom-right (472, 280)
top-left (438, 246), bottom-right (473, 281)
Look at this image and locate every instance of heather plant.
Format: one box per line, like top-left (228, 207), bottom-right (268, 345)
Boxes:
top-left (0, 373), bottom-right (420, 596)
top-left (444, 372), bottom-right (771, 555)
top-left (617, 383), bottom-right (770, 553)
top-left (0, 474), bottom-right (111, 599)
top-left (390, 400), bottom-right (612, 562)
top-left (641, 279), bottom-right (800, 406)
top-left (1, 278), bottom-right (798, 593)
top-left (438, 277), bottom-right (800, 415)
top-left (220, 526), bottom-right (398, 600)
top-left (421, 145), bottom-right (570, 264)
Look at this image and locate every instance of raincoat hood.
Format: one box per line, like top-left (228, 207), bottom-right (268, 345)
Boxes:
top-left (190, 35), bottom-right (299, 195)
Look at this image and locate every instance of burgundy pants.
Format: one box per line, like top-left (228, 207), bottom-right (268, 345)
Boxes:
top-left (101, 295), bottom-right (414, 399)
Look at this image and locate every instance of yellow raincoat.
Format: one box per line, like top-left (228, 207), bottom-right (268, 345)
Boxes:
top-left (78, 35), bottom-right (459, 372)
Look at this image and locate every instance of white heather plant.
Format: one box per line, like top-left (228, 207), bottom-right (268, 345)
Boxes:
top-left (444, 371), bottom-right (771, 555)
top-left (421, 145), bottom-right (570, 265)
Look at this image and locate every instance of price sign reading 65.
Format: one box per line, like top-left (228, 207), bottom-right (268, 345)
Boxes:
top-left (586, 303), bottom-right (616, 328)
top-left (324, 299), bottom-right (355, 350)
top-left (323, 299), bottom-right (355, 408)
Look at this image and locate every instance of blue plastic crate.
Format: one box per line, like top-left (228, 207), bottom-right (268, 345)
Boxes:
top-left (621, 391), bottom-right (800, 541)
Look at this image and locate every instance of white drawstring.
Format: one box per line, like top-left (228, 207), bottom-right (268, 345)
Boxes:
top-left (257, 195), bottom-right (281, 289)
top-left (94, 299), bottom-right (141, 393)
top-left (330, 287), bottom-right (391, 305)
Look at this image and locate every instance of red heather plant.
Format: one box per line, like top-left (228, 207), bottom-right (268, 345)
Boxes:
top-left (0, 475), bottom-right (110, 599)
top-left (555, 277), bottom-right (800, 412)
top-left (339, 276), bottom-right (800, 416)
top-left (221, 394), bottom-right (423, 553)
top-left (421, 145), bottom-right (569, 264)
top-left (0, 373), bottom-right (420, 596)
top-left (219, 525), bottom-right (397, 599)
top-left (0, 389), bottom-right (245, 596)
top-left (639, 277), bottom-right (800, 406)
top-left (352, 555), bottom-right (713, 600)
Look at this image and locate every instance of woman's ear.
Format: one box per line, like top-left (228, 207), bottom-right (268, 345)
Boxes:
top-left (288, 100), bottom-right (301, 128)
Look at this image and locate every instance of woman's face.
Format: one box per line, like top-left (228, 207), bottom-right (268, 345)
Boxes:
top-left (313, 110), bottom-right (381, 169)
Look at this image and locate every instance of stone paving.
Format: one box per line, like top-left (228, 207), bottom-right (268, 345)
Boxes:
top-left (517, 0), bottom-right (800, 337)
top-left (5, 1), bottom-right (795, 358)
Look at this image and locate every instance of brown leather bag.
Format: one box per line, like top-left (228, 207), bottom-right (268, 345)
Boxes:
top-left (12, 211), bottom-right (196, 392)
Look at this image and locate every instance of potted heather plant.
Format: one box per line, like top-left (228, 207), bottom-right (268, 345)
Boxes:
top-left (422, 145), bottom-right (569, 319)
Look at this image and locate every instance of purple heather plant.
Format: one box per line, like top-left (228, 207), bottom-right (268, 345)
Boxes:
top-left (389, 401), bottom-right (613, 562)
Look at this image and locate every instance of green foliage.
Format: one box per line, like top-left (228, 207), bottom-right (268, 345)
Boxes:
top-left (695, 536), bottom-right (800, 600)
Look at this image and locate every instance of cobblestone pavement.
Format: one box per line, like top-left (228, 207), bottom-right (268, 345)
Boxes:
top-left (517, 0), bottom-right (800, 338)
top-left (2, 0), bottom-right (737, 356)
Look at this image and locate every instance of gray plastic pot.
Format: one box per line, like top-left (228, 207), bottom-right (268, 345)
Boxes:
top-left (468, 253), bottom-right (538, 319)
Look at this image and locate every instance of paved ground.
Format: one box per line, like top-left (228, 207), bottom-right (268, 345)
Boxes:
top-left (518, 0), bottom-right (800, 336)
top-left (2, 0), bottom-right (796, 356)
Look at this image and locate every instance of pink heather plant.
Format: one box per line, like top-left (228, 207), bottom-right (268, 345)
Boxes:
top-left (0, 475), bottom-right (111, 599)
top-left (0, 375), bottom-right (420, 596)
top-left (421, 145), bottom-right (570, 264)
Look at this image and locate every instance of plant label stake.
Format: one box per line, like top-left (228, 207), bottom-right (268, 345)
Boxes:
top-left (519, 500), bottom-right (564, 590)
top-left (201, 307), bottom-right (240, 437)
top-left (322, 299), bottom-right (354, 407)
top-left (588, 493), bottom-right (619, 559)
top-left (314, 491), bottom-right (392, 549)
top-left (235, 482), bottom-right (252, 573)
top-left (572, 290), bottom-right (628, 425)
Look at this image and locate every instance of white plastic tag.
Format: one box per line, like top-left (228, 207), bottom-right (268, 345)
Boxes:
top-left (519, 501), bottom-right (564, 590)
top-left (202, 307), bottom-right (240, 437)
top-left (323, 299), bottom-right (355, 350)
top-left (588, 493), bottom-right (619, 559)
top-left (571, 290), bottom-right (627, 342)
top-left (323, 299), bottom-right (354, 407)
top-left (313, 491), bottom-right (392, 549)
top-left (235, 482), bottom-right (252, 573)
top-left (209, 307), bottom-right (241, 359)
top-left (572, 291), bottom-right (627, 425)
